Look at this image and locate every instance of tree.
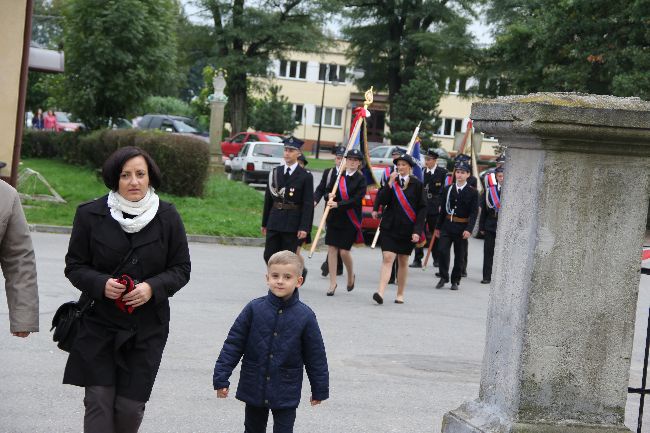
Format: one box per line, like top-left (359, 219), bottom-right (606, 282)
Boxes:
top-left (200, 0), bottom-right (328, 133)
top-left (483, 0), bottom-right (650, 99)
top-left (341, 0), bottom-right (479, 145)
top-left (249, 85), bottom-right (296, 134)
top-left (62, 0), bottom-right (179, 128)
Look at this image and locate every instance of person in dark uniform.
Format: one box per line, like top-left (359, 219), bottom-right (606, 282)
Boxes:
top-left (295, 154), bottom-right (313, 256)
top-left (374, 146), bottom-right (407, 284)
top-left (434, 160), bottom-right (478, 291)
top-left (262, 137), bottom-right (314, 282)
top-left (479, 166), bottom-right (504, 284)
top-left (314, 146), bottom-right (345, 277)
top-left (371, 154), bottom-right (426, 304)
top-left (451, 153), bottom-right (478, 278)
top-left (410, 148), bottom-right (447, 268)
top-left (323, 149), bottom-right (367, 295)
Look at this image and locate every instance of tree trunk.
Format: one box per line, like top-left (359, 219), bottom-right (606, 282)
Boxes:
top-left (228, 72), bottom-right (248, 133)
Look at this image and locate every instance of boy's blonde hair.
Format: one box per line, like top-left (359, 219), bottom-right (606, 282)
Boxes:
top-left (267, 250), bottom-right (304, 275)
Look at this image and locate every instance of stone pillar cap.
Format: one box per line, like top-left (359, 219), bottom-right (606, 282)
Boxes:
top-left (472, 92), bottom-right (650, 155)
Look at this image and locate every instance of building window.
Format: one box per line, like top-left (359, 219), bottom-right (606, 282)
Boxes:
top-left (314, 107), bottom-right (343, 127)
top-left (292, 104), bottom-right (304, 124)
top-left (318, 63), bottom-right (346, 83)
top-left (436, 118), bottom-right (465, 137)
top-left (279, 60), bottom-right (307, 79)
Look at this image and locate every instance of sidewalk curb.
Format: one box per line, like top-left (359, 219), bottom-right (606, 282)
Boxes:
top-left (28, 224), bottom-right (326, 250)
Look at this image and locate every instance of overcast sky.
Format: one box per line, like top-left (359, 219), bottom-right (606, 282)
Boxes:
top-left (180, 1), bottom-right (494, 45)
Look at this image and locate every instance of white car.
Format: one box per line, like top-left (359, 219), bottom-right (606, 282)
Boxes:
top-left (229, 141), bottom-right (285, 184)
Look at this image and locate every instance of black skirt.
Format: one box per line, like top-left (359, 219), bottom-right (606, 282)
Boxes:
top-left (325, 224), bottom-right (357, 250)
top-left (380, 231), bottom-right (415, 255)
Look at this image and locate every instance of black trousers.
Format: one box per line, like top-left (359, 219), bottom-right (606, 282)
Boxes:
top-left (244, 404), bottom-right (296, 433)
top-left (437, 231), bottom-right (467, 284)
top-left (483, 231), bottom-right (496, 281)
top-left (264, 230), bottom-right (300, 263)
top-left (413, 214), bottom-right (439, 264)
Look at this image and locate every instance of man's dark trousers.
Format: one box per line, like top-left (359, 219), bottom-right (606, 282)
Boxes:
top-left (482, 230), bottom-right (496, 281)
top-left (245, 404), bottom-right (296, 433)
top-left (437, 231), bottom-right (466, 284)
top-left (263, 231), bottom-right (300, 263)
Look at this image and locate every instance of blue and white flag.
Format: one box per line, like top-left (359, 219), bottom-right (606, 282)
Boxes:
top-left (411, 139), bottom-right (424, 181)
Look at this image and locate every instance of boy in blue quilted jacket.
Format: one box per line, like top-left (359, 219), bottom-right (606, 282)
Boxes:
top-left (213, 250), bottom-right (329, 433)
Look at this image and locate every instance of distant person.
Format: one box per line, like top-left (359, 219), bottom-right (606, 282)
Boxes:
top-left (479, 166), bottom-right (504, 284)
top-left (62, 146), bottom-right (191, 432)
top-left (44, 110), bottom-right (57, 131)
top-left (213, 250), bottom-right (329, 433)
top-left (0, 180), bottom-right (39, 337)
top-left (31, 108), bottom-right (44, 129)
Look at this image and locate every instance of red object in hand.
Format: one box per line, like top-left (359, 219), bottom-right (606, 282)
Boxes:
top-left (114, 274), bottom-right (136, 314)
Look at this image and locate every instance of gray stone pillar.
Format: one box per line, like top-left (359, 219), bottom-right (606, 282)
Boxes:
top-left (442, 93), bottom-right (650, 433)
top-left (209, 99), bottom-right (226, 158)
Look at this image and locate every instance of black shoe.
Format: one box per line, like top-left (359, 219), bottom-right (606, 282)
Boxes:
top-left (435, 272), bottom-right (441, 277)
top-left (320, 261), bottom-right (328, 277)
top-left (450, 283), bottom-right (459, 290)
top-left (409, 261), bottom-right (422, 268)
top-left (435, 278), bottom-right (447, 289)
top-left (388, 278), bottom-right (396, 285)
top-left (373, 292), bottom-right (383, 305)
top-left (480, 279), bottom-right (491, 284)
top-left (347, 274), bottom-right (355, 292)
top-left (336, 268), bottom-right (343, 276)
top-left (461, 271), bottom-right (467, 278)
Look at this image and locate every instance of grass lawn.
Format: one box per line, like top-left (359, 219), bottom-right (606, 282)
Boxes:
top-left (18, 159), bottom-right (264, 237)
top-left (304, 157), bottom-right (336, 171)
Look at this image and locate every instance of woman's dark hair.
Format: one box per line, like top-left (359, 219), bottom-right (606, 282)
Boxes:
top-left (102, 146), bottom-right (162, 191)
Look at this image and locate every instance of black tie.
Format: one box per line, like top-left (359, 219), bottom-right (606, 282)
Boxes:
top-left (399, 178), bottom-right (404, 188)
top-left (284, 167), bottom-right (291, 183)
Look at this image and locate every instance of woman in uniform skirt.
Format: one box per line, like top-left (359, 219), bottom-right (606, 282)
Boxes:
top-left (371, 153), bottom-right (426, 304)
top-left (324, 149), bottom-right (367, 295)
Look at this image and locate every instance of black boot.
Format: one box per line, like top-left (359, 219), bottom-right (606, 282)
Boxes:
top-left (409, 260), bottom-right (422, 268)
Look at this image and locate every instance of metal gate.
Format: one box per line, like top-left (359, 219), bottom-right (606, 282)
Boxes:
top-left (629, 307), bottom-right (650, 433)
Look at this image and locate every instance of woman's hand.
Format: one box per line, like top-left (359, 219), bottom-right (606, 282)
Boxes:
top-left (122, 282), bottom-right (153, 307)
top-left (411, 233), bottom-right (420, 243)
top-left (327, 200), bottom-right (338, 208)
top-left (104, 278), bottom-right (126, 300)
top-left (388, 171), bottom-right (398, 187)
top-left (328, 192), bottom-right (336, 201)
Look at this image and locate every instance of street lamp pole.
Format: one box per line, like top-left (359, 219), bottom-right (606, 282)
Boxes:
top-left (314, 65), bottom-right (328, 159)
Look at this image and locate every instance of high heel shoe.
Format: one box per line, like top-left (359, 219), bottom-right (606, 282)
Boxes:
top-left (347, 274), bottom-right (355, 292)
top-left (326, 284), bottom-right (337, 296)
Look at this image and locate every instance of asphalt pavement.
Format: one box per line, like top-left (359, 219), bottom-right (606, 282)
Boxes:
top-left (1, 232), bottom-right (648, 433)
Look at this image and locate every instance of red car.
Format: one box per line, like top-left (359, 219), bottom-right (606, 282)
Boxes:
top-left (360, 166), bottom-right (389, 244)
top-left (221, 131), bottom-right (285, 161)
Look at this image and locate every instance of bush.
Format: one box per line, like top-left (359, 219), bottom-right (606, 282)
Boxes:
top-left (141, 96), bottom-right (193, 117)
top-left (21, 129), bottom-right (210, 197)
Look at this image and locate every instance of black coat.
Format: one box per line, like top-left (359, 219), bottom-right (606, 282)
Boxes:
top-left (313, 166), bottom-right (338, 205)
top-left (263, 165), bottom-right (314, 233)
top-left (213, 290), bottom-right (329, 409)
top-left (436, 184), bottom-right (479, 235)
top-left (422, 166), bottom-right (448, 216)
top-left (479, 189), bottom-right (500, 233)
top-left (375, 175), bottom-right (427, 238)
top-left (326, 171), bottom-right (366, 229)
top-left (63, 196), bottom-right (191, 401)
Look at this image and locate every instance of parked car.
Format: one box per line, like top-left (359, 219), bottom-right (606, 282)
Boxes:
top-left (54, 112), bottom-right (84, 132)
top-left (368, 145), bottom-right (451, 169)
top-left (137, 114), bottom-right (209, 142)
top-left (221, 131), bottom-right (285, 161)
top-left (229, 141), bottom-right (285, 184)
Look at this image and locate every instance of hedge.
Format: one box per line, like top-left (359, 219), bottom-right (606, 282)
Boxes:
top-left (21, 130), bottom-right (210, 197)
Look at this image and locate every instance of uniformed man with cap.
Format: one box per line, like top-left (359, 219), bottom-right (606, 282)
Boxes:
top-left (262, 136), bottom-right (314, 275)
top-left (434, 160), bottom-right (478, 290)
top-left (479, 166), bottom-right (504, 284)
top-left (410, 148), bottom-right (447, 268)
top-left (314, 146), bottom-right (346, 277)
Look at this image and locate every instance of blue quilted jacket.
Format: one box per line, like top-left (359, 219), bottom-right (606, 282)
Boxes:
top-left (213, 289), bottom-right (329, 409)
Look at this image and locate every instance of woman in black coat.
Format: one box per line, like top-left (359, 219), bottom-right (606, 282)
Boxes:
top-left (371, 154), bottom-right (426, 304)
top-left (324, 149), bottom-right (367, 296)
top-left (63, 146), bottom-right (191, 433)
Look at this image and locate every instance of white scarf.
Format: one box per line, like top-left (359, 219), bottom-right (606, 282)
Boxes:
top-left (107, 188), bottom-right (159, 233)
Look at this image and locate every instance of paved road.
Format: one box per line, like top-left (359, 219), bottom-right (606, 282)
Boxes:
top-left (1, 233), bottom-right (647, 432)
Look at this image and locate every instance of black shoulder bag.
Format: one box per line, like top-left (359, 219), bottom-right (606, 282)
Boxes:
top-left (51, 249), bottom-right (134, 352)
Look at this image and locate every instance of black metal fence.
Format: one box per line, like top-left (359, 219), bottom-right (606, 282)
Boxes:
top-left (629, 307), bottom-right (650, 433)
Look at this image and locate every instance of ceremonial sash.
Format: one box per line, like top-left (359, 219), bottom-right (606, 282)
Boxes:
top-left (392, 182), bottom-right (417, 223)
top-left (444, 174), bottom-right (453, 187)
top-left (339, 176), bottom-right (364, 243)
top-left (485, 173), bottom-right (501, 210)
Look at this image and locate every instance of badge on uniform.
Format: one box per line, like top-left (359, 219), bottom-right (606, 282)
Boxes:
top-left (289, 187), bottom-right (295, 197)
top-left (435, 182), bottom-right (441, 187)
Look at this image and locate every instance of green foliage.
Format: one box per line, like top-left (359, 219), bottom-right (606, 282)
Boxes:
top-left (141, 96), bottom-right (193, 117)
top-left (21, 131), bottom-right (62, 158)
top-left (31, 0), bottom-right (65, 49)
top-left (62, 0), bottom-right (179, 128)
top-left (249, 86), bottom-right (296, 134)
top-left (484, 0), bottom-right (650, 99)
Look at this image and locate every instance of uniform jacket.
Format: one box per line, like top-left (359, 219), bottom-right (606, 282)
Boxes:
top-left (313, 166), bottom-right (338, 205)
top-left (479, 188), bottom-right (501, 233)
top-left (0, 181), bottom-right (39, 333)
top-left (375, 175), bottom-right (427, 237)
top-left (213, 289), bottom-right (329, 409)
top-left (63, 196), bottom-right (191, 400)
top-left (422, 166), bottom-right (448, 216)
top-left (326, 171), bottom-right (366, 229)
top-left (262, 165), bottom-right (314, 233)
top-left (436, 183), bottom-right (479, 235)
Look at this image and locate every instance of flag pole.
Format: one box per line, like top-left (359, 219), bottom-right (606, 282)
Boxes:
top-left (308, 87), bottom-right (374, 259)
top-left (370, 121), bottom-right (421, 249)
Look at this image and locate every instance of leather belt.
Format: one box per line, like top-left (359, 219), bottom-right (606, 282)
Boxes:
top-left (446, 214), bottom-right (469, 223)
top-left (273, 202), bottom-right (300, 210)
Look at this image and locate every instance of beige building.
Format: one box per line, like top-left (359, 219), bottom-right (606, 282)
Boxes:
top-left (265, 41), bottom-right (497, 157)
